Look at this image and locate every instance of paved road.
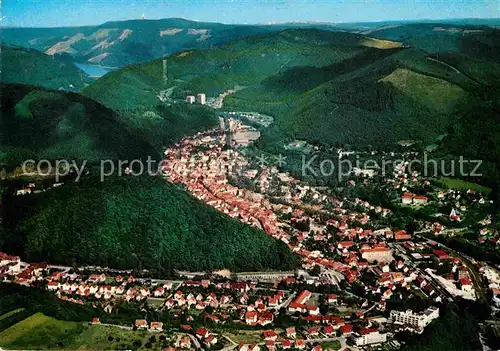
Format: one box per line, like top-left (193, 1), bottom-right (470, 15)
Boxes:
top-left (187, 333), bottom-right (202, 349)
top-left (273, 292), bottom-right (296, 311)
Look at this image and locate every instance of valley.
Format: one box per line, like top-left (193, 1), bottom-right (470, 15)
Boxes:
top-left (1, 11), bottom-right (500, 351)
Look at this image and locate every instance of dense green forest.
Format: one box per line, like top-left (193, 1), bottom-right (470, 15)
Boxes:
top-left (399, 302), bottom-right (484, 351)
top-left (0, 83), bottom-right (296, 274)
top-left (0, 45), bottom-right (91, 91)
top-left (367, 23), bottom-right (500, 60)
top-left (83, 29), bottom-right (381, 109)
top-left (114, 104), bottom-right (218, 151)
top-left (0, 84), bottom-right (159, 170)
top-left (0, 176), bottom-right (300, 273)
top-left (85, 27), bottom-right (500, 149)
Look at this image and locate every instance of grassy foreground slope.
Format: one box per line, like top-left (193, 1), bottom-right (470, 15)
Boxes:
top-left (1, 176), bottom-right (300, 273)
top-left (0, 84), bottom-right (159, 170)
top-left (0, 313), bottom-right (84, 350)
top-left (0, 45), bottom-right (91, 91)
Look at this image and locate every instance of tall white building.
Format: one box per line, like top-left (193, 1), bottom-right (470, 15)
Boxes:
top-left (196, 93), bottom-right (206, 105)
top-left (350, 329), bottom-right (387, 346)
top-left (390, 306), bottom-right (439, 329)
top-left (186, 96), bottom-right (195, 104)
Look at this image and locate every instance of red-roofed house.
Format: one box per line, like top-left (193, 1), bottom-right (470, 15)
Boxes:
top-left (459, 278), bottom-right (473, 293)
top-left (295, 290), bottom-right (312, 305)
top-left (135, 319), bottom-right (148, 329)
top-left (286, 327), bottom-right (296, 338)
top-left (263, 330), bottom-right (278, 341)
top-left (150, 322), bottom-right (163, 331)
top-left (245, 311), bottom-right (258, 324)
top-left (196, 328), bottom-right (210, 339)
top-left (307, 327), bottom-right (320, 337)
top-left (324, 325), bottom-right (335, 336)
top-left (282, 340), bottom-right (293, 349)
top-left (266, 341), bottom-right (276, 350)
top-left (394, 230), bottom-right (411, 241)
top-left (341, 324), bottom-right (353, 335)
top-left (338, 241), bottom-right (354, 249)
top-left (434, 250), bottom-right (449, 260)
top-left (295, 339), bottom-right (305, 349)
top-left (327, 294), bottom-right (337, 304)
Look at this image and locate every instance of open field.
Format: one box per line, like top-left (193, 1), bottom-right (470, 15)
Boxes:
top-left (71, 324), bottom-right (174, 351)
top-left (225, 330), bottom-right (265, 344)
top-left (321, 340), bottom-right (341, 350)
top-left (0, 312), bottom-right (84, 349)
top-left (0, 313), bottom-right (174, 351)
top-left (436, 177), bottom-right (492, 194)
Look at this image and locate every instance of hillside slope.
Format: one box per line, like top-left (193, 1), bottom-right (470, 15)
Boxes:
top-left (83, 27), bottom-right (500, 147)
top-left (83, 29), bottom-right (402, 110)
top-left (364, 23), bottom-right (500, 60)
top-left (82, 28), bottom-right (500, 195)
top-left (0, 45), bottom-right (91, 91)
top-left (227, 47), bottom-right (479, 145)
top-left (0, 84), bottom-right (159, 169)
top-left (0, 176), bottom-right (300, 273)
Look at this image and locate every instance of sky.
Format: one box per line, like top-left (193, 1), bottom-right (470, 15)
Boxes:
top-left (3, 0), bottom-right (499, 28)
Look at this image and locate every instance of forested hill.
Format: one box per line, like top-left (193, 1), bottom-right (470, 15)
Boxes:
top-left (0, 45), bottom-right (91, 91)
top-left (0, 83), bottom-right (159, 170)
top-left (1, 18), bottom-right (274, 68)
top-left (83, 26), bottom-right (500, 199)
top-left (363, 23), bottom-right (500, 60)
top-left (0, 176), bottom-right (300, 274)
top-left (83, 29), bottom-right (403, 110)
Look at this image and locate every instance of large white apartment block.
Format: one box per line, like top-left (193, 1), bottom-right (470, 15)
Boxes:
top-left (350, 329), bottom-right (387, 346)
top-left (390, 306), bottom-right (439, 329)
top-left (196, 93), bottom-right (206, 105)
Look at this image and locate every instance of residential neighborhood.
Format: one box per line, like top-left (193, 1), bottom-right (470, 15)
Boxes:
top-left (2, 116), bottom-right (499, 350)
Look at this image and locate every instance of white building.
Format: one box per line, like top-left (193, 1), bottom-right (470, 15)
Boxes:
top-left (492, 289), bottom-right (500, 308)
top-left (353, 167), bottom-right (376, 178)
top-left (186, 96), bottom-right (195, 104)
top-left (197, 93), bottom-right (206, 105)
top-left (390, 306), bottom-right (439, 329)
top-left (361, 247), bottom-right (393, 263)
top-left (350, 329), bottom-right (387, 346)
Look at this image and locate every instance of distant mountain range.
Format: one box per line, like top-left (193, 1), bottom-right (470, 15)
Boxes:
top-left (3, 17), bottom-right (499, 68)
top-left (1, 18), bottom-right (274, 67)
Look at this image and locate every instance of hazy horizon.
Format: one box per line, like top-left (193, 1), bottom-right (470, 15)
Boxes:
top-left (4, 0), bottom-right (499, 28)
